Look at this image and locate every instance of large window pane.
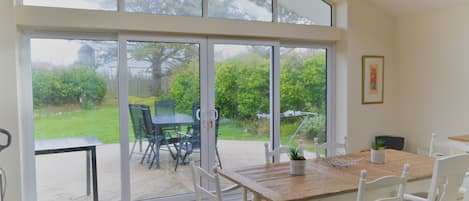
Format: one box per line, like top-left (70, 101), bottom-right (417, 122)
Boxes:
top-left (278, 0), bottom-right (332, 26)
top-left (31, 38), bottom-right (120, 201)
top-left (125, 0), bottom-right (202, 16)
top-left (214, 44), bottom-right (271, 169)
top-left (279, 47), bottom-right (327, 160)
top-left (23, 0), bottom-right (117, 11)
top-left (127, 41), bottom-right (200, 200)
top-left (208, 0), bottom-right (272, 22)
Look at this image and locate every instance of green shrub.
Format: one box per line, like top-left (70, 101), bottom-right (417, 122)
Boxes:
top-left (33, 65), bottom-right (107, 109)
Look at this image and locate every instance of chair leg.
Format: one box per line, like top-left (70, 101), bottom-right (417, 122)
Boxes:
top-left (174, 143), bottom-right (181, 171)
top-left (150, 142), bottom-right (161, 169)
top-left (140, 141), bottom-right (152, 164)
top-left (129, 139), bottom-right (137, 160)
top-left (216, 146), bottom-right (222, 169)
top-left (139, 137), bottom-right (143, 152)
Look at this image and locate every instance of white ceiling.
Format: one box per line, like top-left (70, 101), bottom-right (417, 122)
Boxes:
top-left (367, 0), bottom-right (469, 16)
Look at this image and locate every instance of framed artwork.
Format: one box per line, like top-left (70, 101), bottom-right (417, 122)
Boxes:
top-left (362, 55), bottom-right (384, 104)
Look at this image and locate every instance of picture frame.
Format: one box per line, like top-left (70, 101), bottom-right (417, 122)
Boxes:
top-left (362, 55), bottom-right (384, 104)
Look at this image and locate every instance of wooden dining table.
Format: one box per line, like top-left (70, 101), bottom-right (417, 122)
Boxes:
top-left (218, 150), bottom-right (434, 201)
top-left (449, 134), bottom-right (469, 144)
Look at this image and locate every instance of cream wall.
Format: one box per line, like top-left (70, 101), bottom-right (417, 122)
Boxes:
top-left (396, 3), bottom-right (469, 153)
top-left (0, 0), bottom-right (402, 200)
top-left (335, 0), bottom-right (399, 152)
top-left (0, 0), bottom-right (23, 201)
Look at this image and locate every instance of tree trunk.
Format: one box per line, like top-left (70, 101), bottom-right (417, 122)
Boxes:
top-left (151, 62), bottom-right (163, 96)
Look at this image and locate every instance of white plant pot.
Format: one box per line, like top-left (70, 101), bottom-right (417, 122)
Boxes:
top-left (290, 160), bottom-right (306, 175)
top-left (371, 149), bottom-right (386, 164)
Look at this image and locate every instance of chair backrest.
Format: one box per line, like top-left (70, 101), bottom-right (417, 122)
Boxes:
top-left (264, 140), bottom-right (303, 164)
top-left (129, 104), bottom-right (143, 139)
top-left (129, 104), bottom-right (155, 137)
top-left (429, 133), bottom-right (438, 157)
top-left (154, 100), bottom-right (175, 116)
top-left (314, 136), bottom-right (348, 158)
top-left (191, 162), bottom-right (222, 201)
top-left (428, 133), bottom-right (468, 158)
top-left (357, 164), bottom-right (410, 201)
top-left (426, 154), bottom-right (469, 201)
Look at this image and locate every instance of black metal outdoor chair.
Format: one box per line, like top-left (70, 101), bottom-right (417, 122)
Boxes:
top-left (177, 105), bottom-right (223, 170)
top-left (129, 104), bottom-right (176, 169)
top-left (154, 100), bottom-right (179, 142)
top-left (129, 104), bottom-right (155, 162)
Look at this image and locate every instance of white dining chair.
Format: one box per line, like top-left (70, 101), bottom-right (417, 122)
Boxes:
top-left (314, 136), bottom-right (348, 158)
top-left (429, 133), bottom-right (468, 158)
top-left (191, 162), bottom-right (248, 201)
top-left (429, 133), bottom-right (447, 158)
top-left (404, 154), bottom-right (469, 201)
top-left (264, 140), bottom-right (303, 164)
top-left (357, 163), bottom-right (411, 201)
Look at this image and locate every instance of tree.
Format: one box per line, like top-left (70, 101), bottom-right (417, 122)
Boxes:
top-left (129, 42), bottom-right (197, 96)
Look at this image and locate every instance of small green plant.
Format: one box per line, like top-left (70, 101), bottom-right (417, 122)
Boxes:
top-left (372, 139), bottom-right (386, 150)
top-left (289, 147), bottom-right (306, 160)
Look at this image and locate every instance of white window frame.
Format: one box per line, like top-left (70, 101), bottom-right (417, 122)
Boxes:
top-left (119, 33), bottom-right (210, 201)
top-left (279, 42), bottom-right (336, 156)
top-left (20, 30), bottom-right (336, 201)
top-left (20, 30), bottom-right (120, 201)
top-left (18, 0), bottom-right (334, 27)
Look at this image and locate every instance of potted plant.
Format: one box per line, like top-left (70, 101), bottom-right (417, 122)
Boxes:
top-left (371, 139), bottom-right (386, 164)
top-left (289, 147), bottom-right (306, 175)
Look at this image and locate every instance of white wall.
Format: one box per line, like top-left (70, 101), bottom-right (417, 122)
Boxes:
top-left (0, 1), bottom-right (23, 201)
top-left (335, 0), bottom-right (399, 152)
top-left (396, 3), bottom-right (469, 153)
top-left (0, 0), bottom-right (401, 200)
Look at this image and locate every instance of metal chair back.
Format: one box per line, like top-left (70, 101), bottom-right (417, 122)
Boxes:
top-left (154, 100), bottom-right (175, 116)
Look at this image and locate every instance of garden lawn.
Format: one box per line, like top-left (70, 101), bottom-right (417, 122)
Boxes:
top-left (34, 99), bottom-right (315, 151)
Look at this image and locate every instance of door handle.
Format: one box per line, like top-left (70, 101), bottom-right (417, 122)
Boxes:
top-left (196, 109), bottom-right (201, 121)
top-left (0, 128), bottom-right (11, 153)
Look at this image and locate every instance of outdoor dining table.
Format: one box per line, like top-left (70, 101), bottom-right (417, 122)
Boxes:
top-left (218, 150), bottom-right (434, 201)
top-left (35, 136), bottom-right (101, 201)
top-left (151, 114), bottom-right (195, 169)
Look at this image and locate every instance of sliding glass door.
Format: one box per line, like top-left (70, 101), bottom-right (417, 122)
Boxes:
top-left (279, 47), bottom-right (329, 160)
top-left (25, 33), bottom-right (333, 201)
top-left (210, 42), bottom-right (274, 169)
top-left (122, 36), bottom-right (207, 200)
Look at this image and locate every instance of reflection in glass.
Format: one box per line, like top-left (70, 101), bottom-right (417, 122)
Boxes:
top-left (278, 0), bottom-right (332, 26)
top-left (208, 0), bottom-right (272, 22)
top-left (23, 0), bottom-right (117, 11)
top-left (125, 0), bottom-right (202, 16)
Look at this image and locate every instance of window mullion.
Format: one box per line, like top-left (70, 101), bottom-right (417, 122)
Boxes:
top-left (272, 0), bottom-right (278, 23)
top-left (202, 0), bottom-right (208, 18)
top-left (118, 0), bottom-right (125, 12)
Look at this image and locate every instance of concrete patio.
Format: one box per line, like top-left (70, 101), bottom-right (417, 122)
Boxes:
top-left (35, 140), bottom-right (316, 201)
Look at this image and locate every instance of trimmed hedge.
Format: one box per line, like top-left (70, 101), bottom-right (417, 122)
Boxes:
top-left (33, 65), bottom-right (107, 109)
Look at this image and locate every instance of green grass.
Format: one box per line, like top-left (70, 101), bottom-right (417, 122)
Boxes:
top-left (34, 98), bottom-right (317, 151)
top-left (34, 99), bottom-right (120, 144)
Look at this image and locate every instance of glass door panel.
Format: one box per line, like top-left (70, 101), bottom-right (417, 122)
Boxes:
top-left (31, 38), bottom-right (121, 201)
top-left (126, 41), bottom-right (201, 200)
top-left (279, 47), bottom-right (327, 160)
top-left (213, 44), bottom-right (272, 169)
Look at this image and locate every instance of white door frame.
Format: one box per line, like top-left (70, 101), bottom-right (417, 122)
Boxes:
top-left (207, 38), bottom-right (281, 161)
top-left (20, 31), bottom-right (335, 201)
top-left (119, 33), bottom-right (209, 201)
top-left (19, 30), bottom-right (119, 201)
top-left (279, 43), bottom-right (336, 155)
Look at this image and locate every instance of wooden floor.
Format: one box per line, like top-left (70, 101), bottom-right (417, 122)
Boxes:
top-left (35, 140), bottom-right (316, 201)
